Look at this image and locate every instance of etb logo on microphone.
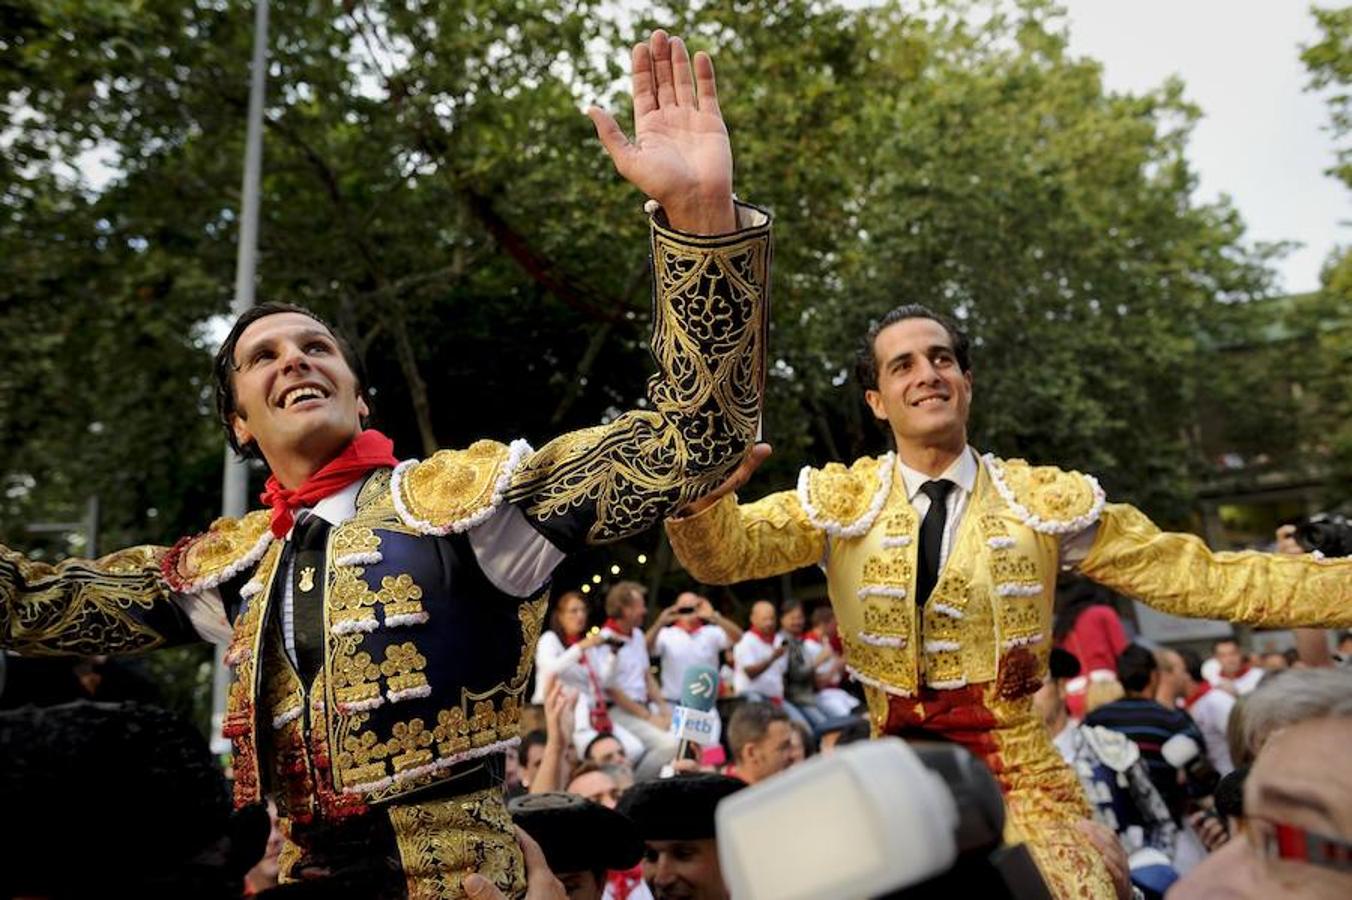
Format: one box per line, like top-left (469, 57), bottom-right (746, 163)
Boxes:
top-left (670, 706), bottom-right (719, 744)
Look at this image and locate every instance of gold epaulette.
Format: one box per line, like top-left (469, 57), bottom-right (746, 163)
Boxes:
top-left (391, 439), bottom-right (534, 535)
top-left (984, 455), bottom-right (1105, 534)
top-left (162, 510), bottom-right (275, 593)
top-left (796, 453), bottom-right (897, 538)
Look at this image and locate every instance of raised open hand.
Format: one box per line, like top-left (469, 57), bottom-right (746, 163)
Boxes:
top-left (588, 29), bottom-right (736, 235)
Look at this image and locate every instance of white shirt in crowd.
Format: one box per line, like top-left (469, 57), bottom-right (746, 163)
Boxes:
top-left (654, 624), bottom-right (731, 701)
top-left (602, 624), bottom-right (651, 704)
top-left (1205, 665), bottom-right (1264, 696)
top-left (1188, 686), bottom-right (1236, 776)
top-left (733, 631), bottom-right (787, 698)
top-left (531, 630), bottom-right (610, 705)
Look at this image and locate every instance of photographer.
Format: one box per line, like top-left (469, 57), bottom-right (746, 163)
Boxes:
top-left (1279, 514), bottom-right (1352, 670)
top-left (648, 592), bottom-right (742, 708)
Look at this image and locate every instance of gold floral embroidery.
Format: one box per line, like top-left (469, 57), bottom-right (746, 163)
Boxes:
top-left (512, 594), bottom-right (547, 688)
top-left (397, 442), bottom-right (511, 531)
top-left (388, 719), bottom-right (436, 774)
top-left (506, 218), bottom-right (770, 544)
top-left (377, 573), bottom-right (424, 620)
top-left (433, 708), bottom-right (472, 755)
top-left (389, 788), bottom-right (525, 900)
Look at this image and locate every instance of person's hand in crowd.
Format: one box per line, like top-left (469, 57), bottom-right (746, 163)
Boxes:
top-left (657, 602), bottom-right (684, 626)
top-left (695, 596), bottom-right (718, 622)
top-left (1187, 808), bottom-right (1230, 852)
top-left (1275, 524), bottom-right (1303, 555)
top-left (545, 679), bottom-right (578, 740)
top-left (579, 629), bottom-right (606, 651)
top-left (1075, 819), bottom-right (1131, 900)
top-left (463, 826), bottom-right (566, 900)
top-left (772, 642), bottom-right (789, 659)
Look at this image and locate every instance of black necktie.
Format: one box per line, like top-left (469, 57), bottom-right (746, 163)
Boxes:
top-left (916, 479), bottom-right (955, 608)
top-left (289, 512), bottom-right (331, 687)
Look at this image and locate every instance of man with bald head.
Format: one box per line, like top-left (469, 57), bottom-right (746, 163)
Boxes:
top-left (733, 600), bottom-right (788, 702)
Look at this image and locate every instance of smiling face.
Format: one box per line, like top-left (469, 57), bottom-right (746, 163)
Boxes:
top-left (864, 317), bottom-right (972, 455)
top-left (228, 312), bottom-right (369, 486)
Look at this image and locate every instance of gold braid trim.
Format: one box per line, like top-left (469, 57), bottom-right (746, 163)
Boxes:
top-left (389, 788), bottom-right (525, 899)
top-left (392, 442), bottom-right (528, 535)
top-left (1, 544), bottom-right (180, 656)
top-left (506, 206), bottom-right (771, 544)
top-left (164, 509), bottom-right (274, 592)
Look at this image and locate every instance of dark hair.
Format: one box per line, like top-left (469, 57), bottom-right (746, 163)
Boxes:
top-left (1179, 647), bottom-right (1205, 683)
top-left (549, 591), bottom-right (589, 641)
top-left (1048, 647), bottom-right (1082, 681)
top-left (727, 701), bottom-right (791, 762)
top-left (518, 729), bottom-right (548, 767)
top-left (854, 304), bottom-right (972, 392)
top-left (1052, 576), bottom-right (1118, 643)
top-left (1116, 644), bottom-right (1158, 693)
top-left (778, 598), bottom-right (803, 618)
top-left (583, 732), bottom-right (622, 762)
top-left (212, 302), bottom-right (368, 459)
top-left (1212, 638), bottom-right (1240, 654)
top-left (810, 605), bottom-right (834, 628)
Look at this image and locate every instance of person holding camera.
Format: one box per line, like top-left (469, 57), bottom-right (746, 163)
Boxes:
top-left (647, 591), bottom-right (742, 707)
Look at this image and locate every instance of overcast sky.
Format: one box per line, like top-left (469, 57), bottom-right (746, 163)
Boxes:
top-left (1060, 1), bottom-right (1346, 295)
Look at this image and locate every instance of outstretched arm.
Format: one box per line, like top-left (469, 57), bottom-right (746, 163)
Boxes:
top-left (1078, 503), bottom-right (1352, 628)
top-left (1, 543), bottom-right (208, 656)
top-left (506, 31), bottom-right (771, 548)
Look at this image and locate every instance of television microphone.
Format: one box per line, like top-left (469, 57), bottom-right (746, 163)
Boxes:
top-left (670, 664), bottom-right (721, 763)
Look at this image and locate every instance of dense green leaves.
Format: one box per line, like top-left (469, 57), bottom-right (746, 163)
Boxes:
top-left (0, 0), bottom-right (1320, 564)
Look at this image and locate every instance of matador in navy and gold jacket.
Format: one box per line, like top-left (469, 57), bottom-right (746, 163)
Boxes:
top-left (666, 449), bottom-right (1352, 900)
top-left (0, 203), bottom-right (771, 899)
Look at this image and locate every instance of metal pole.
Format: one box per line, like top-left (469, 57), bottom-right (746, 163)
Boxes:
top-left (212, 0), bottom-right (269, 756)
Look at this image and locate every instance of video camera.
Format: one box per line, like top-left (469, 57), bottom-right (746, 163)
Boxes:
top-left (715, 738), bottom-right (1054, 900)
top-left (1292, 512), bottom-right (1352, 559)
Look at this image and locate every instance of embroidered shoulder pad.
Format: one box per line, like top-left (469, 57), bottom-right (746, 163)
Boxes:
top-left (796, 452), bottom-right (896, 538)
top-left (984, 455), bottom-right (1105, 534)
top-left (162, 510), bottom-right (274, 594)
top-left (391, 438), bottom-right (533, 536)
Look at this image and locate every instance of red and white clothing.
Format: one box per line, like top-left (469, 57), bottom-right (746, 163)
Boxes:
top-left (654, 623), bottom-right (730, 702)
top-left (1183, 681), bottom-right (1236, 776)
top-left (1207, 664), bottom-right (1263, 696)
top-left (733, 629), bottom-right (786, 698)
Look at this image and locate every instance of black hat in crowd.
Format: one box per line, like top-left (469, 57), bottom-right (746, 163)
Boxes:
top-left (1049, 647), bottom-right (1082, 681)
top-left (509, 793), bottom-right (644, 874)
top-left (616, 773), bottom-right (745, 842)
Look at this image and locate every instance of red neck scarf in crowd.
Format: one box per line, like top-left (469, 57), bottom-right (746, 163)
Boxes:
top-left (259, 429), bottom-right (400, 538)
top-left (604, 617), bottom-right (632, 637)
top-left (750, 626), bottom-right (777, 645)
top-left (607, 865), bottom-right (645, 900)
top-left (1184, 680), bottom-right (1212, 709)
top-left (675, 616), bottom-right (705, 635)
top-left (563, 632), bottom-right (584, 647)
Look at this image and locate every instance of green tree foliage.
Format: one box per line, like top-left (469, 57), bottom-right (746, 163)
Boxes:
top-left (1297, 5), bottom-right (1352, 501)
top-left (1, 1), bottom-right (1297, 641)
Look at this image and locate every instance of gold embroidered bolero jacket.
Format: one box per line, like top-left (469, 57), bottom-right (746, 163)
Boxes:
top-left (667, 451), bottom-right (1352, 698)
top-left (0, 204), bottom-right (772, 818)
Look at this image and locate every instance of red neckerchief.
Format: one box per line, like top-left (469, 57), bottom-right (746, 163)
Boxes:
top-left (750, 627), bottom-right (777, 646)
top-left (607, 864), bottom-right (644, 900)
top-left (604, 617), bottom-right (633, 637)
top-left (675, 617), bottom-right (705, 635)
top-left (563, 633), bottom-right (583, 647)
top-left (1184, 681), bottom-right (1212, 709)
top-left (258, 430), bottom-right (399, 538)
top-left (1229, 663), bottom-right (1252, 682)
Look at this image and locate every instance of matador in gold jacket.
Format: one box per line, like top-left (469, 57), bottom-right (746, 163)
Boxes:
top-left (666, 305), bottom-right (1352, 900)
top-left (0, 31), bottom-right (767, 900)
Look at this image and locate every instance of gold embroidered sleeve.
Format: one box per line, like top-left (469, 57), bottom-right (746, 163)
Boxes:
top-left (505, 203), bottom-right (771, 545)
top-left (666, 491), bottom-right (825, 585)
top-left (1078, 503), bottom-right (1352, 628)
top-left (1, 543), bottom-right (198, 656)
